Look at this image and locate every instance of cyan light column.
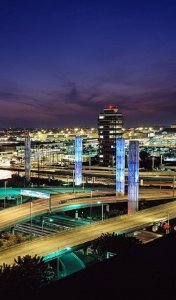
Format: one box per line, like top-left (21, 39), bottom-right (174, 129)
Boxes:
top-left (25, 135), bottom-right (31, 182)
top-left (116, 138), bottom-right (125, 196)
top-left (128, 140), bottom-right (139, 214)
top-left (75, 136), bottom-right (82, 186)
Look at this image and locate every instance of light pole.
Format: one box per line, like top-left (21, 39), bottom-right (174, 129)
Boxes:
top-left (90, 190), bottom-right (93, 224)
top-left (97, 201), bottom-right (104, 221)
top-left (173, 176), bottom-right (175, 200)
top-left (4, 181), bottom-right (7, 209)
top-left (82, 176), bottom-right (85, 190)
top-left (160, 154), bottom-right (163, 170)
top-left (73, 170), bottom-right (75, 193)
top-left (30, 201), bottom-right (33, 238)
top-left (42, 220), bottom-right (44, 231)
top-left (101, 203), bottom-right (104, 221)
top-left (152, 156), bottom-right (155, 170)
top-left (49, 195), bottom-right (51, 213)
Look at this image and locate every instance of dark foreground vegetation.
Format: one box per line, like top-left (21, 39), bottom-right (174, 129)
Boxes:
top-left (1, 232), bottom-right (176, 299)
top-left (0, 255), bottom-right (54, 297)
top-left (34, 232), bottom-right (176, 299)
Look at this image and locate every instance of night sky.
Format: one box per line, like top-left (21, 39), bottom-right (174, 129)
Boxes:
top-left (0, 0), bottom-right (176, 128)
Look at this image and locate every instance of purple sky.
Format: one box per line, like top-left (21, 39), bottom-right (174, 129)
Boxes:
top-left (0, 0), bottom-right (176, 128)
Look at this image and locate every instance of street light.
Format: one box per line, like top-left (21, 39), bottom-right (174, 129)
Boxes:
top-left (97, 201), bottom-right (104, 221)
top-left (152, 156), bottom-right (155, 170)
top-left (160, 154), bottom-right (163, 170)
top-left (90, 191), bottom-right (93, 224)
top-left (4, 181), bottom-right (7, 209)
top-left (173, 176), bottom-right (175, 200)
top-left (49, 195), bottom-right (51, 213)
top-left (30, 201), bottom-right (33, 238)
top-left (42, 219), bottom-right (45, 232)
top-left (82, 176), bottom-right (85, 190)
top-left (73, 170), bottom-right (75, 193)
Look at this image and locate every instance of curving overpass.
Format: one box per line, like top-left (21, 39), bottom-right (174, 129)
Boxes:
top-left (0, 198), bottom-right (176, 265)
top-left (0, 190), bottom-right (114, 231)
top-left (0, 189), bottom-right (174, 232)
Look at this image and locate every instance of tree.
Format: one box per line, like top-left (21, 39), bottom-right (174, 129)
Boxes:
top-left (0, 232), bottom-right (26, 249)
top-left (91, 232), bottom-right (142, 259)
top-left (0, 255), bottom-right (55, 294)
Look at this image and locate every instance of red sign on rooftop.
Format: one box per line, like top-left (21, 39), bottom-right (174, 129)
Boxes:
top-left (107, 104), bottom-right (117, 109)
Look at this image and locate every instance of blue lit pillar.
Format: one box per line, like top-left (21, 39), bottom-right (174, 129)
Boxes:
top-left (116, 138), bottom-right (125, 196)
top-left (25, 135), bottom-right (31, 182)
top-left (128, 140), bottom-right (139, 214)
top-left (75, 136), bottom-right (82, 186)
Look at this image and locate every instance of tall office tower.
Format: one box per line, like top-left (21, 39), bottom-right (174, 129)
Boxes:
top-left (98, 105), bottom-right (123, 166)
top-left (75, 136), bottom-right (82, 186)
top-left (116, 138), bottom-right (125, 196)
top-left (25, 135), bottom-right (31, 182)
top-left (128, 140), bottom-right (139, 214)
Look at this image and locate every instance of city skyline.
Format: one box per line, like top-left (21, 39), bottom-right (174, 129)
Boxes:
top-left (0, 0), bottom-right (176, 128)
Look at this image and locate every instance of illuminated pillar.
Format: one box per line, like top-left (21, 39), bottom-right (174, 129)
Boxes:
top-left (116, 138), bottom-right (125, 196)
top-left (75, 136), bottom-right (82, 186)
top-left (128, 140), bottom-right (139, 214)
top-left (25, 135), bottom-right (31, 182)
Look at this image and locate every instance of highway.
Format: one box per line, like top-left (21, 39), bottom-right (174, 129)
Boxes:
top-left (0, 189), bottom-right (175, 232)
top-left (0, 190), bottom-right (113, 231)
top-left (1, 165), bottom-right (176, 178)
top-left (0, 199), bottom-right (176, 265)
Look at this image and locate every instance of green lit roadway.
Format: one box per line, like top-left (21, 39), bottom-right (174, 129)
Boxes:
top-left (0, 199), bottom-right (176, 265)
top-left (0, 189), bottom-right (174, 232)
top-left (0, 190), bottom-right (113, 230)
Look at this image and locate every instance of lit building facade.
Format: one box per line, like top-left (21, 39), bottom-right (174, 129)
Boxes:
top-left (98, 105), bottom-right (123, 166)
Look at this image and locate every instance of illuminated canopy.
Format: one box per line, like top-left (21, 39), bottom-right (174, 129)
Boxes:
top-left (20, 189), bottom-right (50, 199)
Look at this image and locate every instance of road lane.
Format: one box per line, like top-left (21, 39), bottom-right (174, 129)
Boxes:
top-left (0, 199), bottom-right (176, 265)
top-left (0, 189), bottom-right (175, 231)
